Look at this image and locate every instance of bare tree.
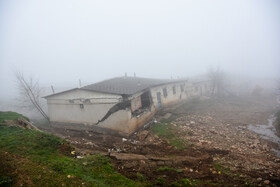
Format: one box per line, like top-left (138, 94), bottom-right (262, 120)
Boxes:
top-left (208, 66), bottom-right (226, 96)
top-left (15, 71), bottom-right (50, 122)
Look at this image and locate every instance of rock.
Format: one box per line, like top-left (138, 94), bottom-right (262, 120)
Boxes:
top-left (189, 169), bottom-right (193, 172)
top-left (110, 153), bottom-right (148, 160)
top-left (190, 121), bottom-right (195, 124)
top-left (264, 180), bottom-right (270, 185)
top-left (138, 130), bottom-right (149, 141)
top-left (257, 177), bottom-right (262, 181)
top-left (173, 160), bottom-right (182, 165)
top-left (122, 138), bottom-right (127, 142)
top-left (157, 161), bottom-right (165, 166)
top-left (140, 160), bottom-right (146, 164)
top-left (210, 130), bottom-right (217, 134)
top-left (85, 142), bottom-right (98, 147)
top-left (124, 162), bottom-right (138, 169)
top-left (163, 113), bottom-right (172, 119)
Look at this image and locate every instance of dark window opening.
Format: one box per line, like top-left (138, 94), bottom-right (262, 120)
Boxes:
top-left (173, 86), bottom-right (176, 95)
top-left (132, 91), bottom-right (153, 116)
top-left (80, 104), bottom-right (84, 109)
top-left (163, 88), bottom-right (167, 98)
top-left (141, 91), bottom-right (152, 108)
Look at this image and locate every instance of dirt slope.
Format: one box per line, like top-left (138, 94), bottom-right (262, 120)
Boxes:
top-left (49, 96), bottom-right (280, 186)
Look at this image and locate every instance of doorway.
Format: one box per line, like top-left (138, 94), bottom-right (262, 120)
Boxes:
top-left (156, 92), bottom-right (162, 108)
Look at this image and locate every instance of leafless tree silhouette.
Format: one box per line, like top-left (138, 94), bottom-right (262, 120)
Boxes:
top-left (208, 66), bottom-right (226, 96)
top-left (14, 71), bottom-right (50, 122)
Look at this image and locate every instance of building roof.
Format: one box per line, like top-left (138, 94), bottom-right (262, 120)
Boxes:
top-left (81, 76), bottom-right (177, 95)
top-left (44, 76), bottom-right (188, 98)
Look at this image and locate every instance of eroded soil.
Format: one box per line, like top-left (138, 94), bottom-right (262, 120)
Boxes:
top-left (49, 96), bottom-right (280, 186)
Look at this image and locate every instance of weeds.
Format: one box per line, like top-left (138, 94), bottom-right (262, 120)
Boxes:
top-left (172, 178), bottom-right (197, 187)
top-left (0, 176), bottom-right (12, 186)
top-left (0, 125), bottom-right (141, 186)
top-left (151, 122), bottom-right (186, 149)
top-left (157, 167), bottom-right (182, 173)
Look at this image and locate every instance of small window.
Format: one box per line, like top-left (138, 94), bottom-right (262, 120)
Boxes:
top-left (163, 88), bottom-right (167, 98)
top-left (80, 104), bottom-right (84, 109)
top-left (180, 85), bottom-right (184, 92)
top-left (172, 86), bottom-right (176, 95)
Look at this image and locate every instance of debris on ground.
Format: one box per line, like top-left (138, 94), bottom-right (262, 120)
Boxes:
top-left (47, 97), bottom-right (280, 186)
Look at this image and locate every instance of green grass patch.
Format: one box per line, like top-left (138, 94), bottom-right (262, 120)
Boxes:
top-left (0, 176), bottom-right (12, 186)
top-left (135, 172), bottom-right (146, 182)
top-left (155, 177), bottom-right (166, 185)
top-left (0, 111), bottom-right (29, 123)
top-left (213, 163), bottom-right (232, 176)
top-left (212, 162), bottom-right (251, 185)
top-left (157, 167), bottom-right (182, 173)
top-left (160, 115), bottom-right (177, 123)
top-left (172, 178), bottom-right (224, 187)
top-left (172, 178), bottom-right (198, 187)
top-left (151, 122), bottom-right (186, 149)
top-left (0, 124), bottom-right (142, 186)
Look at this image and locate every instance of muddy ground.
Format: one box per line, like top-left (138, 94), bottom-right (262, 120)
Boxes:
top-left (47, 96), bottom-right (280, 186)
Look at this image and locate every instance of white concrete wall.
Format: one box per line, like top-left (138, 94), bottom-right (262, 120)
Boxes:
top-left (150, 81), bottom-right (196, 109)
top-left (46, 89), bottom-right (121, 124)
top-left (46, 81), bottom-right (211, 135)
top-left (99, 109), bottom-right (131, 133)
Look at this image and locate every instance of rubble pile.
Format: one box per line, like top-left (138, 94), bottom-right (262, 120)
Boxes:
top-left (173, 113), bottom-right (280, 182)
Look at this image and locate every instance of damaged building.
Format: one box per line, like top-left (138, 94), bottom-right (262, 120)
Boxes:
top-left (44, 76), bottom-right (210, 136)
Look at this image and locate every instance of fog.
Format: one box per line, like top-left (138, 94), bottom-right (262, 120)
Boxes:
top-left (1, 0), bottom-right (280, 103)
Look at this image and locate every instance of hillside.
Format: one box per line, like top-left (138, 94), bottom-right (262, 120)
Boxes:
top-left (0, 112), bottom-right (141, 186)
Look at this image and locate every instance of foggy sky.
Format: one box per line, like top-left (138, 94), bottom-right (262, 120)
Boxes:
top-left (1, 0), bottom-right (280, 101)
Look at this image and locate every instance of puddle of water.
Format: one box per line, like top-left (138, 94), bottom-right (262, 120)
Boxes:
top-left (247, 116), bottom-right (280, 158)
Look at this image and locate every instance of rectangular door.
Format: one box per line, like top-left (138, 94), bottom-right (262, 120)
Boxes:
top-left (156, 92), bottom-right (162, 108)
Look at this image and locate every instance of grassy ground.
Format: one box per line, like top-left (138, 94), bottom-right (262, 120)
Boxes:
top-left (151, 120), bottom-right (186, 150)
top-left (0, 112), bottom-right (142, 186)
top-left (0, 111), bottom-right (29, 123)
